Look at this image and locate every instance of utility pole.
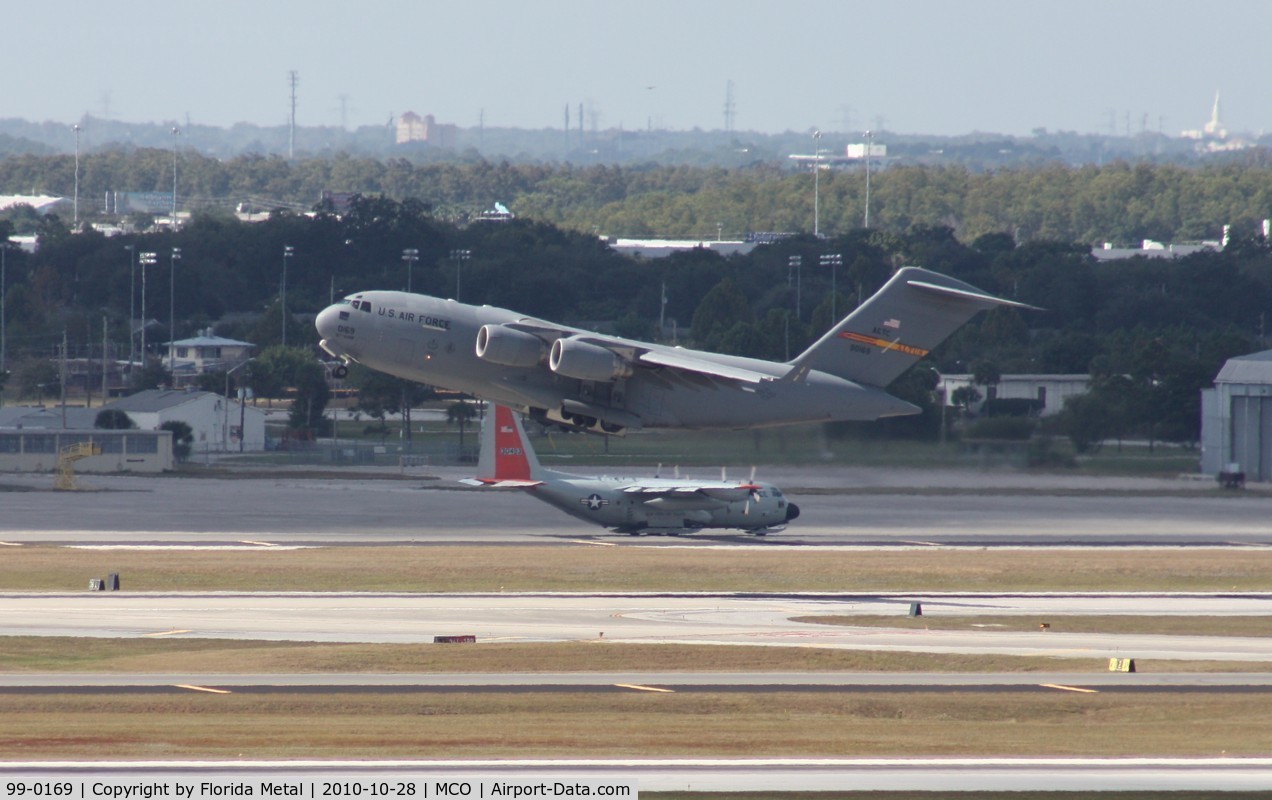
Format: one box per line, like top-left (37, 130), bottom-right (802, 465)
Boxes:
top-left (124, 244), bottom-right (136, 369)
top-left (171, 127), bottom-right (180, 218)
top-left (73, 124), bottom-right (81, 227)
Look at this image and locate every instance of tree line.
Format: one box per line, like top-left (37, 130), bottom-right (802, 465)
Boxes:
top-left (2, 192), bottom-right (1269, 448)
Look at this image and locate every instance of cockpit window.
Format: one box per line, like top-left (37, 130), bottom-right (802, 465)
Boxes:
top-left (772, 489), bottom-right (783, 498)
top-left (355, 301), bottom-right (372, 313)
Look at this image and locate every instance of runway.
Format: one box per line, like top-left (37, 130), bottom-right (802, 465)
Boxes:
top-left (3, 591), bottom-right (1270, 660)
top-left (2, 467), bottom-right (1271, 546)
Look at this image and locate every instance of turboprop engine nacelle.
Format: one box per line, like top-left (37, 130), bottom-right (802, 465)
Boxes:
top-left (549, 336), bottom-right (633, 382)
top-left (475, 324), bottom-right (546, 368)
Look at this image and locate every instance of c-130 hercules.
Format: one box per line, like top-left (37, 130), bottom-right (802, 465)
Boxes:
top-left (316, 266), bottom-right (1030, 435)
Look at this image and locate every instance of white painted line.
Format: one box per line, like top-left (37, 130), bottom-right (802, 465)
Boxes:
top-left (143, 629), bottom-right (193, 638)
top-left (174, 684), bottom-right (231, 694)
top-left (1040, 683), bottom-right (1099, 694)
top-left (615, 683), bottom-right (675, 693)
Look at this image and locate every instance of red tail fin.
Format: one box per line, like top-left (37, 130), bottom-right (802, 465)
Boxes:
top-left (491, 404), bottom-right (534, 481)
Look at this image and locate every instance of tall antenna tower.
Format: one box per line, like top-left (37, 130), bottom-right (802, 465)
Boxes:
top-left (723, 80), bottom-right (736, 133)
top-left (287, 70), bottom-right (299, 158)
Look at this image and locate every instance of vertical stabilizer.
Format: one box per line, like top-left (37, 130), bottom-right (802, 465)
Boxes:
top-left (787, 267), bottom-right (1036, 389)
top-left (476, 404), bottom-right (544, 484)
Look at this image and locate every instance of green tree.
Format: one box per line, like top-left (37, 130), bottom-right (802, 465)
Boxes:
top-left (94, 409), bottom-right (136, 429)
top-left (447, 400), bottom-right (478, 454)
top-left (160, 420), bottom-right (194, 462)
top-left (690, 278), bottom-right (752, 350)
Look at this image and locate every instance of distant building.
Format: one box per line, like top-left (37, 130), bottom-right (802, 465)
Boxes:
top-left (163, 331), bottom-right (253, 383)
top-left (0, 428), bottom-right (173, 473)
top-left (605, 237), bottom-right (757, 259)
top-left (1201, 349), bottom-right (1272, 482)
top-left (396, 112), bottom-right (457, 147)
top-left (1091, 237), bottom-right (1224, 263)
top-left (789, 142), bottom-right (888, 169)
top-left (0, 194), bottom-right (68, 215)
top-left (937, 374), bottom-right (1090, 417)
top-left (1180, 92), bottom-right (1253, 153)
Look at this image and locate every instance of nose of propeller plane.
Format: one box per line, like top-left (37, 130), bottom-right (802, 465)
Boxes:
top-left (785, 502), bottom-right (800, 522)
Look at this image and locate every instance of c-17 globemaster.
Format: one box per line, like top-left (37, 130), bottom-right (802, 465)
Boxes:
top-left (462, 404), bottom-right (800, 535)
top-left (315, 266), bottom-right (1031, 435)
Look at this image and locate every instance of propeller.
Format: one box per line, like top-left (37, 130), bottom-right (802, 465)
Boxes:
top-left (743, 466), bottom-right (759, 515)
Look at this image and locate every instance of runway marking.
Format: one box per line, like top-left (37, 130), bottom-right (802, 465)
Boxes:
top-left (240, 540), bottom-right (279, 547)
top-left (898, 540), bottom-right (943, 547)
top-left (144, 629), bottom-right (193, 637)
top-left (571, 539), bottom-right (616, 547)
top-left (0, 542), bottom-right (23, 547)
top-left (1040, 683), bottom-right (1099, 694)
top-left (175, 684), bottom-right (232, 694)
top-left (615, 683), bottom-right (675, 693)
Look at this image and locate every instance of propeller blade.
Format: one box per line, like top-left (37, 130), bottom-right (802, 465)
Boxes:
top-left (749, 465), bottom-right (757, 482)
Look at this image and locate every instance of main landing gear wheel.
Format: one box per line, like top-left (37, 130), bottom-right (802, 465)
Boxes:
top-left (333, 364), bottom-right (349, 379)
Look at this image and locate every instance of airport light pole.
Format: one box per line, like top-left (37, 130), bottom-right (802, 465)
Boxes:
top-left (168, 247), bottom-right (181, 370)
top-left (864, 129), bottom-right (873, 229)
top-left (401, 248), bottom-right (419, 293)
top-left (812, 129), bottom-right (821, 238)
top-left (139, 252), bottom-right (157, 363)
top-left (820, 253), bottom-right (842, 320)
top-left (72, 124), bottom-right (81, 228)
top-left (124, 244), bottom-right (136, 369)
top-left (450, 248), bottom-right (471, 302)
top-left (171, 126), bottom-right (180, 219)
top-left (788, 255), bottom-right (802, 320)
top-left (0, 239), bottom-right (8, 383)
top-left (282, 245), bottom-right (293, 346)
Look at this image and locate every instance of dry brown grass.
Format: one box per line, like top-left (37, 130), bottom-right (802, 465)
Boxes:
top-left (2, 691), bottom-right (1270, 760)
top-left (3, 545), bottom-right (1269, 592)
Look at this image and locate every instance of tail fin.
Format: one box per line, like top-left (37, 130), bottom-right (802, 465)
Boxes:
top-left (474, 404), bottom-right (544, 485)
top-left (788, 266), bottom-right (1037, 388)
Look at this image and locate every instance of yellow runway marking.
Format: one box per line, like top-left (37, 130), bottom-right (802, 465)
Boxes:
top-left (143, 629), bottom-right (192, 637)
top-left (175, 684), bottom-right (232, 694)
top-left (1041, 683), bottom-right (1099, 694)
top-left (615, 684), bottom-right (675, 693)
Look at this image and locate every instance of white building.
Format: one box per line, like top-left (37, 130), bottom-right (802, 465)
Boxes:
top-left (937, 374), bottom-right (1091, 417)
top-left (163, 332), bottom-right (253, 384)
top-left (104, 388), bottom-right (267, 453)
top-left (1201, 350), bottom-right (1272, 482)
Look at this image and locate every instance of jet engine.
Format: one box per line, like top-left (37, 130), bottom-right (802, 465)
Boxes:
top-left (475, 324), bottom-right (546, 368)
top-left (549, 337), bottom-right (633, 382)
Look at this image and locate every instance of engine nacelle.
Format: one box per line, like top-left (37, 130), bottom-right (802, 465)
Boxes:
top-left (549, 337), bottom-right (633, 382)
top-left (475, 324), bottom-right (545, 368)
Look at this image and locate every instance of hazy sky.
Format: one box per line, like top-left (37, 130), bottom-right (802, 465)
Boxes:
top-left (10, 0), bottom-right (1272, 138)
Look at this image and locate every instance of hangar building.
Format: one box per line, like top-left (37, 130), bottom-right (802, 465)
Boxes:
top-left (1201, 349), bottom-right (1272, 482)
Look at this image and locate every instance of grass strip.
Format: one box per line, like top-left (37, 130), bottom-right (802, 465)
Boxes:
top-left (2, 546), bottom-right (1269, 593)
top-left (0, 638), bottom-right (1264, 675)
top-left (2, 691), bottom-right (1269, 760)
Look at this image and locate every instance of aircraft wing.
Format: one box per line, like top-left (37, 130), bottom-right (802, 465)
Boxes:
top-left (505, 320), bottom-right (781, 385)
top-left (621, 483), bottom-right (757, 502)
top-left (635, 350), bottom-right (778, 384)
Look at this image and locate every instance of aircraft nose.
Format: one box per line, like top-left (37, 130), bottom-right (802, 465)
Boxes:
top-left (315, 304), bottom-right (342, 340)
top-left (785, 502), bottom-right (800, 522)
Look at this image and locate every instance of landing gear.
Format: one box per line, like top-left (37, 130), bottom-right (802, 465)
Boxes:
top-left (332, 364), bottom-right (349, 379)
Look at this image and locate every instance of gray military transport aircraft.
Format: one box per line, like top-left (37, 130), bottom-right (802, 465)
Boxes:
top-left (315, 266), bottom-right (1030, 435)
top-left (461, 404), bottom-right (800, 535)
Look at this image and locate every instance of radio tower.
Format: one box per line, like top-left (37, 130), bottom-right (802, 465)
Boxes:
top-left (287, 70), bottom-right (299, 159)
top-left (723, 80), bottom-right (736, 133)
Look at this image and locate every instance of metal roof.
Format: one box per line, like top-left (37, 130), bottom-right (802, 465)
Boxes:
top-left (1215, 349), bottom-right (1272, 384)
top-left (104, 388), bottom-right (212, 413)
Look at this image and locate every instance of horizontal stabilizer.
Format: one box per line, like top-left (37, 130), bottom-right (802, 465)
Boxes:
top-left (460, 477), bottom-right (544, 488)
